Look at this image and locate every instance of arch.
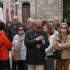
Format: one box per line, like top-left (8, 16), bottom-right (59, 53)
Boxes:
top-left (22, 2), bottom-right (30, 24)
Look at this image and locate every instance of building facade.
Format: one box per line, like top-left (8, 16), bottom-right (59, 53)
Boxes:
top-left (0, 0), bottom-right (69, 24)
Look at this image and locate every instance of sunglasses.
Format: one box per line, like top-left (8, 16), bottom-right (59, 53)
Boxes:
top-left (18, 29), bottom-right (24, 31)
top-left (60, 27), bottom-right (67, 29)
top-left (37, 27), bottom-right (42, 29)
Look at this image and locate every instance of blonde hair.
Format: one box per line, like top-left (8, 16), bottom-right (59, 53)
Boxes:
top-left (59, 22), bottom-right (69, 34)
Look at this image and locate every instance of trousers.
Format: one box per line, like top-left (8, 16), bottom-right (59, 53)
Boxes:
top-left (28, 64), bottom-right (44, 70)
top-left (56, 59), bottom-right (70, 70)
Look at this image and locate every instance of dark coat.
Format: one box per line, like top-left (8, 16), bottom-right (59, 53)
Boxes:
top-left (6, 22), bottom-right (21, 42)
top-left (24, 29), bottom-right (49, 65)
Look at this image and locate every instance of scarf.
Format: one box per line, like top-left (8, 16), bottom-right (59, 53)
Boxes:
top-left (16, 34), bottom-right (24, 49)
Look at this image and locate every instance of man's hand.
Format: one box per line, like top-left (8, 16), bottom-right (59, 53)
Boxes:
top-left (36, 36), bottom-right (43, 41)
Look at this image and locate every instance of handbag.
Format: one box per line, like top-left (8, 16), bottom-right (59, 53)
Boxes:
top-left (53, 50), bottom-right (62, 59)
top-left (12, 47), bottom-right (20, 61)
top-left (12, 35), bottom-right (24, 61)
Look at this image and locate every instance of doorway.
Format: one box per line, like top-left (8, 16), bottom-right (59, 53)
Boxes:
top-left (63, 0), bottom-right (70, 18)
top-left (22, 2), bottom-right (30, 25)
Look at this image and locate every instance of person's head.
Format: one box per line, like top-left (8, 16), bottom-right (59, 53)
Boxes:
top-left (53, 16), bottom-right (61, 26)
top-left (26, 18), bottom-right (34, 28)
top-left (12, 16), bottom-right (19, 24)
top-left (59, 22), bottom-right (69, 35)
top-left (43, 23), bottom-right (53, 36)
top-left (33, 19), bottom-right (42, 32)
top-left (42, 20), bottom-right (47, 27)
top-left (6, 21), bottom-right (12, 27)
top-left (0, 22), bottom-right (5, 30)
top-left (17, 25), bottom-right (25, 35)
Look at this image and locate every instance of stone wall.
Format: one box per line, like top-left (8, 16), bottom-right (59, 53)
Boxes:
top-left (0, 0), bottom-right (63, 23)
top-left (35, 0), bottom-right (63, 21)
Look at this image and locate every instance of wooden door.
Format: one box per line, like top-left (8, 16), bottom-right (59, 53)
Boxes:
top-left (22, 3), bottom-right (30, 25)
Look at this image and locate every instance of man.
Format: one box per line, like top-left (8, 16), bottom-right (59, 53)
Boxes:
top-left (5, 16), bottom-right (21, 70)
top-left (24, 19), bottom-right (49, 70)
top-left (6, 15), bottom-right (21, 42)
top-left (52, 16), bottom-right (61, 30)
top-left (25, 18), bottom-right (34, 31)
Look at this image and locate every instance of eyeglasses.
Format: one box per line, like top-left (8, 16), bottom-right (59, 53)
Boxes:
top-left (18, 29), bottom-right (24, 31)
top-left (60, 27), bottom-right (67, 29)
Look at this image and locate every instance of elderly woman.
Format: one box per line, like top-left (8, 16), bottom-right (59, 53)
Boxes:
top-left (12, 25), bottom-right (28, 70)
top-left (55, 22), bottom-right (70, 70)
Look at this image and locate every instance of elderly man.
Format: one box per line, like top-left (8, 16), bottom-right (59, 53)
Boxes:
top-left (24, 19), bottom-right (49, 70)
top-left (52, 16), bottom-right (61, 30)
top-left (25, 18), bottom-right (34, 31)
top-left (6, 15), bottom-right (21, 42)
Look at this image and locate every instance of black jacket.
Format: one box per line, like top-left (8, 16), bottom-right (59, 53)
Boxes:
top-left (24, 29), bottom-right (49, 65)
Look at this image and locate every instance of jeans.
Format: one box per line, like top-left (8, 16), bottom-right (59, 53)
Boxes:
top-left (12, 61), bottom-right (21, 70)
top-left (20, 60), bottom-right (28, 70)
top-left (0, 60), bottom-right (9, 70)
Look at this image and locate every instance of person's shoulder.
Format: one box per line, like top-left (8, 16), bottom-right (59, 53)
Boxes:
top-left (13, 34), bottom-right (18, 38)
top-left (0, 31), bottom-right (7, 38)
top-left (68, 35), bottom-right (70, 38)
top-left (25, 29), bottom-right (32, 33)
top-left (8, 24), bottom-right (14, 28)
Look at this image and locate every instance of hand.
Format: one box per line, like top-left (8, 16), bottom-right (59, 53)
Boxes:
top-left (36, 44), bottom-right (41, 49)
top-left (36, 36), bottom-right (43, 41)
top-left (56, 41), bottom-right (60, 47)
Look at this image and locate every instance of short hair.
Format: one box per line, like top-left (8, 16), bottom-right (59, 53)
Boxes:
top-left (13, 16), bottom-right (19, 20)
top-left (27, 18), bottom-right (34, 22)
top-left (0, 22), bottom-right (5, 30)
top-left (17, 24), bottom-right (25, 32)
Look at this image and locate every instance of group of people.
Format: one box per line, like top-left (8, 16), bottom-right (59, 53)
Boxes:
top-left (0, 15), bottom-right (70, 70)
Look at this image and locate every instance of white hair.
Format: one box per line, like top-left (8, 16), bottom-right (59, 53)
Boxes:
top-left (27, 18), bottom-right (34, 22)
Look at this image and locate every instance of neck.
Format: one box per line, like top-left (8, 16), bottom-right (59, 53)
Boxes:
top-left (61, 33), bottom-right (67, 38)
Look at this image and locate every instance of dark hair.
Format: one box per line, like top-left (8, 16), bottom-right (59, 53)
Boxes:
top-left (42, 20), bottom-right (47, 27)
top-left (17, 24), bottom-right (25, 32)
top-left (0, 22), bottom-right (5, 30)
top-left (6, 21), bottom-right (12, 27)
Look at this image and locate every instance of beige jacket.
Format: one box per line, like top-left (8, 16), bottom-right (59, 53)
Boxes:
top-left (59, 35), bottom-right (70, 59)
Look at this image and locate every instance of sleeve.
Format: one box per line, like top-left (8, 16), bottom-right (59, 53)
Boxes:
top-left (45, 35), bottom-right (56, 53)
top-left (59, 35), bottom-right (70, 49)
top-left (12, 35), bottom-right (18, 53)
top-left (1, 34), bottom-right (12, 50)
top-left (24, 31), bottom-right (40, 48)
top-left (40, 33), bottom-right (49, 50)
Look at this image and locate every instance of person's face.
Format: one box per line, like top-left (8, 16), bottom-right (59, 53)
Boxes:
top-left (34, 22), bottom-right (42, 32)
top-left (13, 19), bottom-right (19, 24)
top-left (27, 20), bottom-right (32, 27)
top-left (53, 19), bottom-right (60, 25)
top-left (7, 23), bottom-right (11, 26)
top-left (18, 27), bottom-right (24, 35)
top-left (60, 25), bottom-right (67, 34)
top-left (43, 25), bottom-right (48, 33)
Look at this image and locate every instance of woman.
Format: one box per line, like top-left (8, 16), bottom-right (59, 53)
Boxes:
top-left (0, 22), bottom-right (12, 70)
top-left (43, 23), bottom-right (56, 70)
top-left (55, 23), bottom-right (70, 70)
top-left (12, 25), bottom-right (28, 70)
